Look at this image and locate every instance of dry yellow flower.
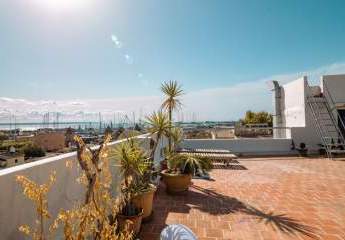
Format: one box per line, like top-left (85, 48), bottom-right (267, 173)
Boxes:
top-left (17, 134), bottom-right (133, 240)
top-left (65, 160), bottom-right (73, 169)
top-left (18, 225), bottom-right (31, 235)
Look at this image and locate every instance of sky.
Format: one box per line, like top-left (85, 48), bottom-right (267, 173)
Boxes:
top-left (0, 0), bottom-right (345, 122)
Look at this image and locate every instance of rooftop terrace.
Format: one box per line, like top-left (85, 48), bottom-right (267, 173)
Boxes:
top-left (140, 157), bottom-right (345, 240)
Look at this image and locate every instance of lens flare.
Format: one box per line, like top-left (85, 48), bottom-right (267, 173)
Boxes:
top-left (33, 0), bottom-right (92, 11)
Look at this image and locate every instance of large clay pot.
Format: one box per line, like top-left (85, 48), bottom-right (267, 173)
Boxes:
top-left (117, 209), bottom-right (143, 235)
top-left (160, 170), bottom-right (192, 194)
top-left (132, 184), bottom-right (157, 221)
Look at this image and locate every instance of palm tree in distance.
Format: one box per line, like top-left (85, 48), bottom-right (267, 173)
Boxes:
top-left (161, 80), bottom-right (183, 152)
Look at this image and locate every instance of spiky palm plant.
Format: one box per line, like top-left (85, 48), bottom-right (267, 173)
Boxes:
top-left (166, 152), bottom-right (212, 175)
top-left (168, 127), bottom-right (184, 151)
top-left (160, 80), bottom-right (183, 152)
top-left (112, 137), bottom-right (150, 217)
top-left (146, 111), bottom-right (170, 160)
top-left (113, 138), bottom-right (148, 191)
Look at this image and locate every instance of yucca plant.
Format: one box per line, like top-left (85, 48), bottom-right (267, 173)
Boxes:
top-left (117, 130), bottom-right (142, 140)
top-left (146, 111), bottom-right (170, 160)
top-left (113, 133), bottom-right (159, 221)
top-left (113, 138), bottom-right (147, 215)
top-left (168, 127), bottom-right (184, 151)
top-left (179, 154), bottom-right (212, 175)
top-left (161, 80), bottom-right (183, 152)
top-left (165, 151), bottom-right (211, 175)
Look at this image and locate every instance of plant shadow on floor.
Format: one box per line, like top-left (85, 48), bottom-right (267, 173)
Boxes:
top-left (192, 185), bottom-right (319, 239)
top-left (142, 184), bottom-right (319, 239)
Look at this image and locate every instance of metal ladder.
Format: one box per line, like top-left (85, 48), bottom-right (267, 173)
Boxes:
top-left (306, 83), bottom-right (345, 159)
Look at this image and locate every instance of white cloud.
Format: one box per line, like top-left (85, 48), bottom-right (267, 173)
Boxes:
top-left (111, 34), bottom-right (122, 48)
top-left (0, 62), bottom-right (344, 123)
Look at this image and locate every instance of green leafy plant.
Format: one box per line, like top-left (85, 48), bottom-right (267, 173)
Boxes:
top-left (241, 110), bottom-right (273, 126)
top-left (165, 151), bottom-right (212, 175)
top-left (161, 80), bottom-right (183, 152)
top-left (113, 137), bottom-right (148, 215)
top-left (168, 127), bottom-right (184, 151)
top-left (145, 111), bottom-right (170, 160)
top-left (24, 144), bottom-right (46, 159)
top-left (165, 124), bottom-right (210, 176)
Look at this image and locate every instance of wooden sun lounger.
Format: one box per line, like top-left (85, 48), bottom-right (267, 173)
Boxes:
top-left (177, 148), bottom-right (238, 166)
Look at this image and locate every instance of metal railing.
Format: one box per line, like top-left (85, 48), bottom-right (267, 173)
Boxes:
top-left (306, 81), bottom-right (345, 159)
top-left (323, 81), bottom-right (345, 139)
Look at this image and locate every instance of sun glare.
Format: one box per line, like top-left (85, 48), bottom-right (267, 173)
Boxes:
top-left (33, 0), bottom-right (92, 11)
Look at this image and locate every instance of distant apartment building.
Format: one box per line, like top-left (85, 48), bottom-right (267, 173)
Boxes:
top-left (15, 134), bottom-right (34, 142)
top-left (33, 132), bottom-right (65, 151)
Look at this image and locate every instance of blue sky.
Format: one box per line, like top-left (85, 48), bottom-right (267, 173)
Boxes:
top-left (0, 0), bottom-right (345, 121)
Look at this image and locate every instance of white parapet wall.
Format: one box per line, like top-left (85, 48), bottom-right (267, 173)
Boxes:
top-left (0, 134), bottom-right (164, 240)
top-left (182, 138), bottom-right (294, 156)
top-left (273, 76), bottom-right (321, 152)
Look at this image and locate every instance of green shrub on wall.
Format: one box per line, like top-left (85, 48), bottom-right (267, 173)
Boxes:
top-left (23, 144), bottom-right (46, 159)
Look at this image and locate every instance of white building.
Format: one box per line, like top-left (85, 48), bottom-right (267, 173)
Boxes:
top-left (182, 74), bottom-right (345, 157)
top-left (272, 74), bottom-right (345, 156)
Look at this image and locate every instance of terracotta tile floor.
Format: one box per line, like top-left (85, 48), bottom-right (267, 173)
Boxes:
top-left (140, 157), bottom-right (345, 240)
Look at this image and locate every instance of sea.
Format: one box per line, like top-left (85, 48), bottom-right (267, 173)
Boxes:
top-left (0, 122), bottom-right (125, 131)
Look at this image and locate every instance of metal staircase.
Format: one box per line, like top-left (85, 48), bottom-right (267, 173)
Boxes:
top-left (306, 83), bottom-right (345, 159)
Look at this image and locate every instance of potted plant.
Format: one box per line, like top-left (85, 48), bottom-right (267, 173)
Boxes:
top-left (113, 137), bottom-right (145, 235)
top-left (127, 135), bottom-right (158, 221)
top-left (161, 152), bottom-right (212, 194)
top-left (117, 203), bottom-right (143, 236)
top-left (116, 131), bottom-right (159, 222)
top-left (131, 162), bottom-right (158, 221)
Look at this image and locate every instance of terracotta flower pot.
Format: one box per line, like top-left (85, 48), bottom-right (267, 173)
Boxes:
top-left (117, 209), bottom-right (143, 235)
top-left (132, 184), bottom-right (157, 221)
top-left (160, 170), bottom-right (192, 194)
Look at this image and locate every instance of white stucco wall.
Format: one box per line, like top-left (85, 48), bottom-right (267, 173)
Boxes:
top-left (0, 134), bottom-right (164, 240)
top-left (281, 77), bottom-right (307, 128)
top-left (275, 77), bottom-right (321, 151)
top-left (182, 138), bottom-right (294, 156)
top-left (322, 74), bottom-right (345, 105)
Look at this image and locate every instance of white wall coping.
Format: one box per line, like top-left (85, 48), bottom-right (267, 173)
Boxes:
top-left (184, 138), bottom-right (291, 141)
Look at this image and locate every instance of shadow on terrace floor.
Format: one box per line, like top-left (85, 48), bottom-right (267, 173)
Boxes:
top-left (192, 185), bottom-right (319, 238)
top-left (141, 184), bottom-right (319, 239)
